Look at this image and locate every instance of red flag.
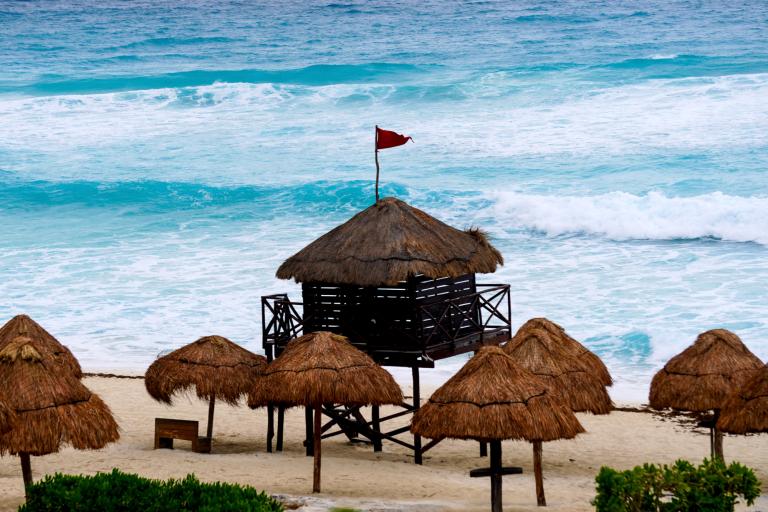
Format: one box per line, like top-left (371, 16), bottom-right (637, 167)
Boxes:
top-left (376, 127), bottom-right (412, 150)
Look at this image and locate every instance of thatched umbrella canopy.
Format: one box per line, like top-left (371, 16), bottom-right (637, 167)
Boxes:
top-left (145, 335), bottom-right (267, 440)
top-left (276, 197), bottom-right (503, 286)
top-left (0, 397), bottom-right (15, 435)
top-left (0, 314), bottom-right (82, 378)
top-left (649, 329), bottom-right (763, 459)
top-left (411, 346), bottom-right (583, 508)
top-left (514, 318), bottom-right (612, 387)
top-left (248, 331), bottom-right (402, 493)
top-left (717, 364), bottom-right (768, 435)
top-left (0, 335), bottom-right (119, 493)
top-left (504, 327), bottom-right (613, 414)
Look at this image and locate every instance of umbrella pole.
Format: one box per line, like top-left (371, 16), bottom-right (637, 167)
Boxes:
top-left (713, 409), bottom-right (723, 460)
top-left (206, 393), bottom-right (215, 439)
top-left (533, 440), bottom-right (546, 506)
top-left (313, 406), bottom-right (322, 493)
top-left (490, 440), bottom-right (502, 512)
top-left (20, 452), bottom-right (32, 496)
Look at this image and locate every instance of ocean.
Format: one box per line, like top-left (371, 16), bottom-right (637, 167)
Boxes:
top-left (1, 1), bottom-right (767, 400)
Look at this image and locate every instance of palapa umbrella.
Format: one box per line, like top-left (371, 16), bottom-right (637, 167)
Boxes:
top-left (411, 346), bottom-right (584, 509)
top-left (0, 314), bottom-right (82, 377)
top-left (504, 326), bottom-right (613, 414)
top-left (0, 397), bottom-right (15, 435)
top-left (0, 335), bottom-right (119, 494)
top-left (717, 364), bottom-right (768, 435)
top-left (145, 335), bottom-right (267, 440)
top-left (649, 329), bottom-right (762, 459)
top-left (515, 318), bottom-right (612, 387)
top-left (248, 331), bottom-right (403, 493)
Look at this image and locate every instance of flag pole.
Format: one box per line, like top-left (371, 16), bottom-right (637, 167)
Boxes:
top-left (374, 125), bottom-right (380, 203)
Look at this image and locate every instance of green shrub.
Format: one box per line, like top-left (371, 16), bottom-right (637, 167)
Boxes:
top-left (593, 458), bottom-right (760, 512)
top-left (19, 469), bottom-right (284, 512)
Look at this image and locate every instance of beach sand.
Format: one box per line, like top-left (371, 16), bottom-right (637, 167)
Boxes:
top-left (0, 376), bottom-right (766, 511)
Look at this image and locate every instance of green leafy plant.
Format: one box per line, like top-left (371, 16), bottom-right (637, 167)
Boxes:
top-left (593, 458), bottom-right (760, 512)
top-left (19, 469), bottom-right (284, 512)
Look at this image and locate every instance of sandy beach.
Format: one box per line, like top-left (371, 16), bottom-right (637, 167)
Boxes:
top-left (0, 376), bottom-right (765, 512)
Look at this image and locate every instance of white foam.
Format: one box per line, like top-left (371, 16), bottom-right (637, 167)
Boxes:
top-left (487, 190), bottom-right (768, 245)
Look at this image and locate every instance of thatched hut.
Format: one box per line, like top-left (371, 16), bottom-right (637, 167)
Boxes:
top-left (411, 346), bottom-right (583, 508)
top-left (0, 335), bottom-right (119, 493)
top-left (145, 335), bottom-right (267, 441)
top-left (514, 318), bottom-right (612, 387)
top-left (649, 329), bottom-right (763, 459)
top-left (264, 196), bottom-right (512, 460)
top-left (0, 314), bottom-right (82, 377)
top-left (504, 326), bottom-right (612, 414)
top-left (717, 364), bottom-right (768, 435)
top-left (249, 331), bottom-right (402, 493)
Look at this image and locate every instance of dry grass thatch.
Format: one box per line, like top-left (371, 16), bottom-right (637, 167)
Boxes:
top-left (410, 346), bottom-right (584, 442)
top-left (503, 327), bottom-right (613, 414)
top-left (717, 364), bottom-right (768, 435)
top-left (0, 398), bottom-right (15, 435)
top-left (248, 331), bottom-right (403, 407)
top-left (276, 197), bottom-right (504, 286)
top-left (513, 318), bottom-right (613, 386)
top-left (0, 314), bottom-right (82, 378)
top-left (649, 329), bottom-right (763, 412)
top-left (145, 335), bottom-right (267, 406)
top-left (0, 336), bottom-right (119, 456)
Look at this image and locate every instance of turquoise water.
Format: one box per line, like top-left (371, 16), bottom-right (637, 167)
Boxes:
top-left (1, 1), bottom-right (767, 399)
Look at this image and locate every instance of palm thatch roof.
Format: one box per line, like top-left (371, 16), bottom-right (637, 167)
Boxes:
top-left (649, 329), bottom-right (763, 412)
top-left (410, 346), bottom-right (584, 442)
top-left (145, 335), bottom-right (267, 406)
top-left (248, 331), bottom-right (402, 407)
top-left (514, 318), bottom-right (612, 386)
top-left (0, 315), bottom-right (82, 378)
top-left (0, 336), bottom-right (119, 456)
top-left (0, 398), bottom-right (15, 435)
top-left (503, 327), bottom-right (612, 414)
top-left (717, 364), bottom-right (768, 435)
top-left (276, 197), bottom-right (504, 286)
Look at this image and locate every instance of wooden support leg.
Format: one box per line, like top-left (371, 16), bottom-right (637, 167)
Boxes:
top-left (713, 410), bottom-right (723, 460)
top-left (267, 403), bottom-right (274, 453)
top-left (206, 394), bottom-right (215, 440)
top-left (277, 405), bottom-right (285, 452)
top-left (533, 440), bottom-right (546, 506)
top-left (20, 453), bottom-right (32, 498)
top-left (490, 440), bottom-right (502, 512)
top-left (305, 406), bottom-right (314, 456)
top-left (412, 366), bottom-right (422, 465)
top-left (313, 406), bottom-right (322, 493)
top-left (480, 441), bottom-right (488, 457)
top-left (372, 405), bottom-right (382, 452)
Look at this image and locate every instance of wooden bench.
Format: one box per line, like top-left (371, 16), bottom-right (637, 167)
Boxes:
top-left (154, 418), bottom-right (211, 454)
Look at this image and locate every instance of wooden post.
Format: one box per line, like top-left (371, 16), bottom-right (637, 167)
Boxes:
top-left (313, 406), bottom-right (322, 493)
top-left (276, 405), bottom-right (285, 452)
top-left (206, 393), bottom-right (215, 440)
top-left (412, 365), bottom-right (422, 464)
top-left (713, 409), bottom-right (724, 460)
top-left (490, 440), bottom-right (502, 512)
top-left (266, 404), bottom-right (274, 453)
top-left (372, 405), bottom-right (382, 452)
top-left (20, 452), bottom-right (32, 497)
top-left (305, 406), bottom-right (314, 456)
top-left (480, 441), bottom-right (487, 457)
top-left (533, 440), bottom-right (546, 506)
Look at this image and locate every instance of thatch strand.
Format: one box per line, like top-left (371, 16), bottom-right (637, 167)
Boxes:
top-left (649, 329), bottom-right (763, 412)
top-left (248, 331), bottom-right (403, 407)
top-left (411, 346), bottom-right (584, 442)
top-left (0, 315), bottom-right (82, 378)
top-left (504, 327), bottom-right (613, 414)
top-left (513, 318), bottom-right (612, 386)
top-left (276, 197), bottom-right (504, 286)
top-left (0, 337), bottom-right (119, 456)
top-left (717, 364), bottom-right (768, 435)
top-left (145, 335), bottom-right (267, 406)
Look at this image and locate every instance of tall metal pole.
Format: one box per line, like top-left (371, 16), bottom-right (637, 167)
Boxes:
top-left (375, 125), bottom-right (380, 203)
